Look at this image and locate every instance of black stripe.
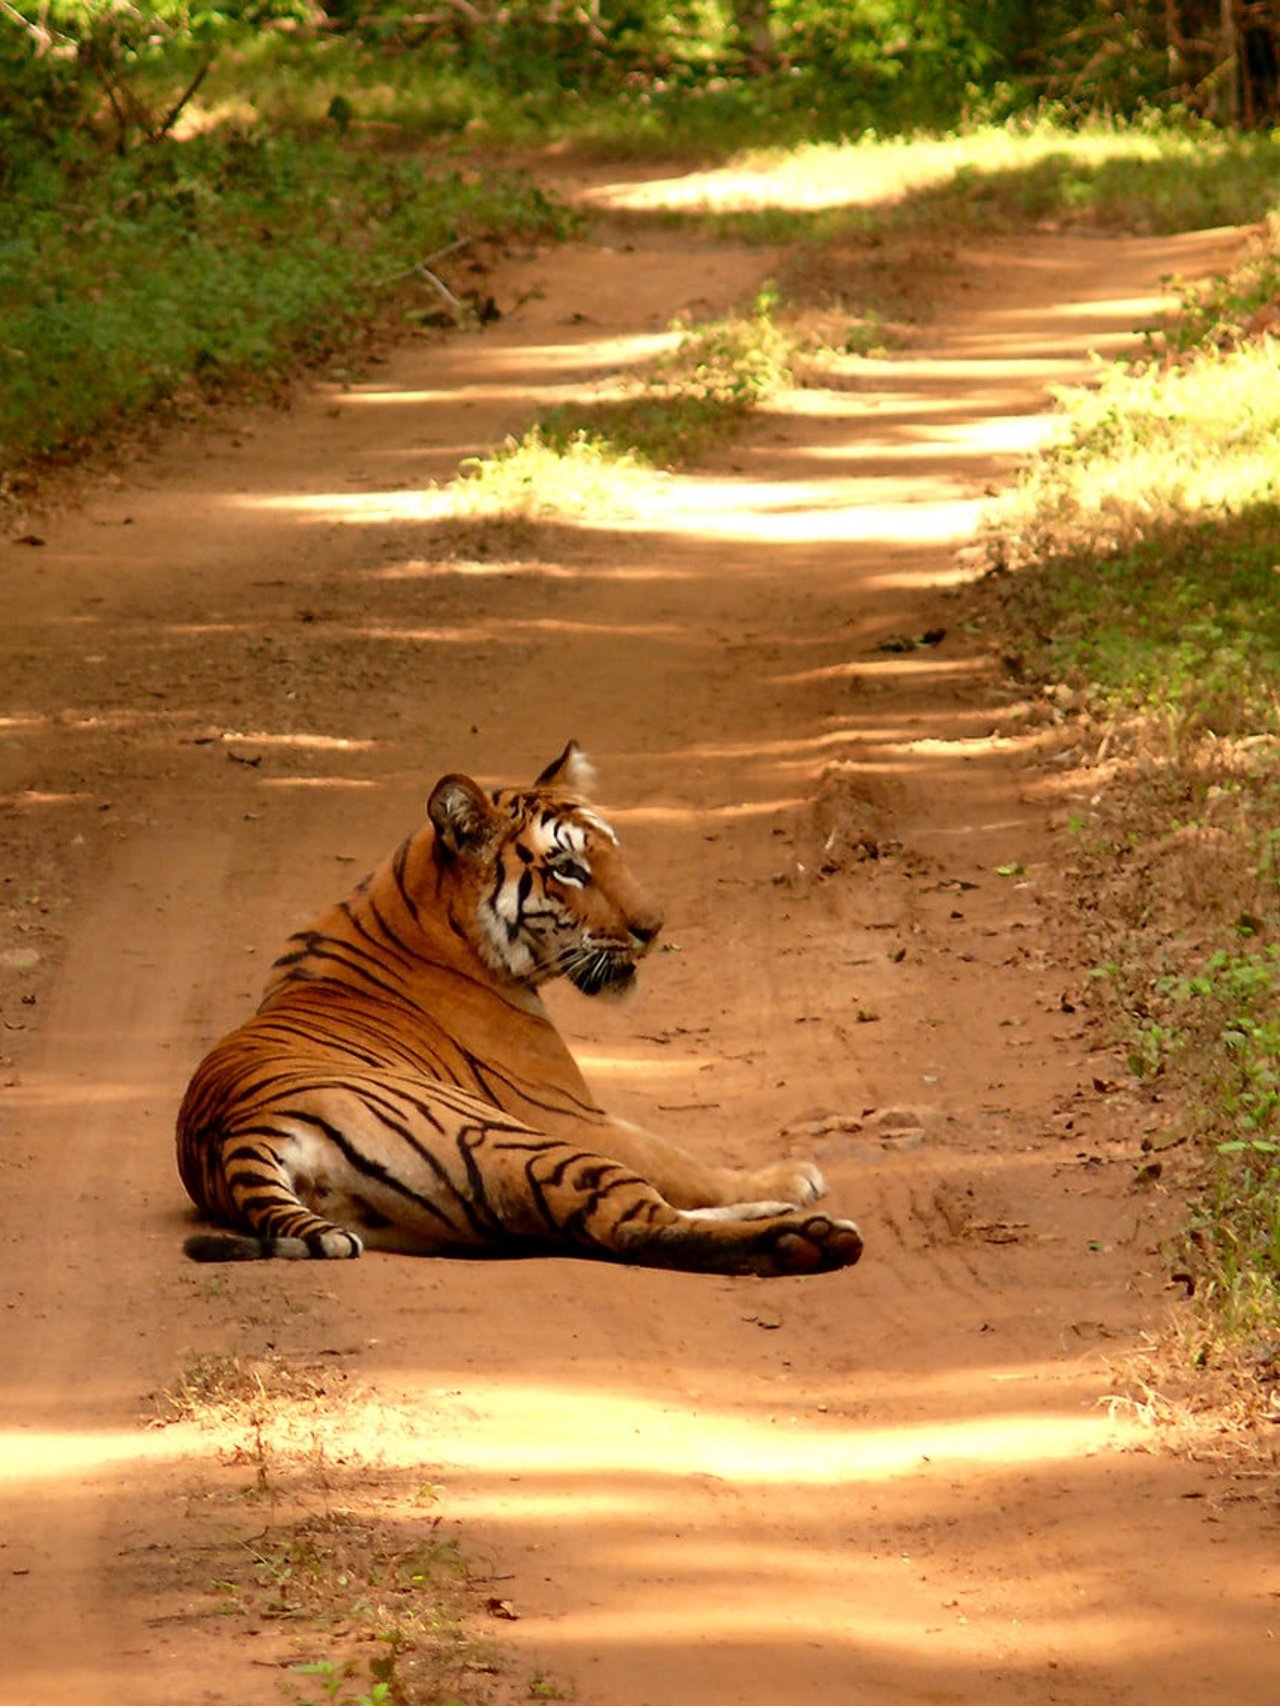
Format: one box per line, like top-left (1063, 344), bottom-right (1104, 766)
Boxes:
top-left (270, 1107), bottom-right (466, 1234)
top-left (391, 837), bottom-right (421, 924)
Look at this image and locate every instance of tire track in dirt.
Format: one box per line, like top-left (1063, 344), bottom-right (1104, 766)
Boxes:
top-left (1, 193), bottom-right (1275, 1704)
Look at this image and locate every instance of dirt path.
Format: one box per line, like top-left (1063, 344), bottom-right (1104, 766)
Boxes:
top-left (1, 180), bottom-right (1276, 1706)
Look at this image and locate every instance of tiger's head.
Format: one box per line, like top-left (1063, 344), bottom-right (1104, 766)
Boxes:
top-left (427, 742), bottom-right (663, 996)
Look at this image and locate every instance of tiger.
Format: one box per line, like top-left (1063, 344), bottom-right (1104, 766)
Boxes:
top-left (176, 742), bottom-right (863, 1278)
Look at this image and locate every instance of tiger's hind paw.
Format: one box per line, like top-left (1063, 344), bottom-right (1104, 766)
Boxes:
top-left (301, 1228), bottom-right (364, 1259)
top-left (754, 1213), bottom-right (863, 1276)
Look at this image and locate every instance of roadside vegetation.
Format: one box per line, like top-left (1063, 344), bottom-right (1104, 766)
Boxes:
top-left (156, 1343), bottom-right (542, 1706)
top-left (978, 225), bottom-right (1280, 1371)
top-left (1, 139), bottom-right (573, 468)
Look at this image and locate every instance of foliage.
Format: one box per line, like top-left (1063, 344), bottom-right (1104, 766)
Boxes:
top-left (1020, 0), bottom-right (1280, 125)
top-left (761, 0), bottom-right (1014, 127)
top-left (301, 0), bottom-right (1280, 128)
top-left (0, 2), bottom-right (311, 153)
top-left (984, 330), bottom-right (1280, 735)
top-left (1139, 946), bottom-right (1280, 1321)
top-left (0, 132), bottom-right (572, 468)
top-left (6, 0), bottom-right (1280, 162)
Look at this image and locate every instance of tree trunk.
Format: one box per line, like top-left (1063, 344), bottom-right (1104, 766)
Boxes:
top-left (733, 0), bottom-right (777, 72)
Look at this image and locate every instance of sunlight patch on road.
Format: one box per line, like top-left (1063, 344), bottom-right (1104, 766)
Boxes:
top-left (609, 477), bottom-right (985, 546)
top-left (494, 1585), bottom-right (1177, 1664)
top-left (758, 389), bottom-right (1069, 464)
top-left (227, 446), bottom-right (984, 549)
top-left (412, 1377), bottom-right (1141, 1488)
top-left (367, 558), bottom-right (688, 584)
top-left (2, 1075), bottom-right (155, 1112)
top-left (257, 775), bottom-right (379, 789)
top-left (232, 489), bottom-right (459, 525)
top-left (324, 332), bottom-right (678, 401)
top-left (576, 148), bottom-right (960, 215)
top-left (345, 616), bottom-right (684, 644)
top-left (0, 1427), bottom-right (192, 1483)
top-left (895, 733), bottom-right (1042, 757)
top-left (771, 656), bottom-right (987, 687)
top-left (209, 730), bottom-right (376, 751)
top-left (608, 797), bottom-right (808, 825)
top-left (3, 787), bottom-right (93, 809)
top-left (1052, 291), bottom-right (1174, 323)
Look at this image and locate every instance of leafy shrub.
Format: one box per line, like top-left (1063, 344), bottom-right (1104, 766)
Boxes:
top-left (0, 132), bottom-right (573, 465)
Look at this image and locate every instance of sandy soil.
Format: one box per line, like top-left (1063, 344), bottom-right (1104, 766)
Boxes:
top-left (1, 170), bottom-right (1277, 1706)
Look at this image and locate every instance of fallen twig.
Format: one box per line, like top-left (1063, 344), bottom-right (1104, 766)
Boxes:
top-left (371, 235), bottom-right (474, 292)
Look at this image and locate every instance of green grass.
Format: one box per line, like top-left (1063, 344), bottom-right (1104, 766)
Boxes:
top-left (1126, 944), bottom-right (1280, 1335)
top-left (986, 340), bottom-right (1280, 739)
top-left (196, 27), bottom-right (1002, 155)
top-left (447, 286), bottom-right (798, 517)
top-left (0, 131), bottom-right (574, 470)
top-left (536, 286), bottom-right (795, 468)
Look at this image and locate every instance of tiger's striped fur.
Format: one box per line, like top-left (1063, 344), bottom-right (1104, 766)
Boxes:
top-left (176, 744), bottom-right (863, 1277)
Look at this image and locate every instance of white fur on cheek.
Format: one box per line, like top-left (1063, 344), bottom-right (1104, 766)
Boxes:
top-left (479, 882), bottom-right (535, 979)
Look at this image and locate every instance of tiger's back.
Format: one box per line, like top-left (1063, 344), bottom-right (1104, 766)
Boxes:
top-left (177, 744), bottom-right (864, 1278)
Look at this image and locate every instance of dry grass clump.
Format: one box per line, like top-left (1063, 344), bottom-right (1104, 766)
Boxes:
top-left (153, 1348), bottom-right (538, 1705)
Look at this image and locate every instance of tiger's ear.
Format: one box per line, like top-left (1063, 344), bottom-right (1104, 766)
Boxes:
top-left (428, 774), bottom-right (499, 859)
top-left (535, 740), bottom-right (596, 797)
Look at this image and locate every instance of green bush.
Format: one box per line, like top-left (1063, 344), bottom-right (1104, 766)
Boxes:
top-left (0, 131), bottom-right (573, 465)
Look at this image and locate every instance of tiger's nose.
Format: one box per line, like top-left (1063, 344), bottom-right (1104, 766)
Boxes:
top-left (629, 912), bottom-right (663, 950)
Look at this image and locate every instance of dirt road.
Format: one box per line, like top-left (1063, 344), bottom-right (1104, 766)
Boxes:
top-left (1, 169), bottom-right (1276, 1705)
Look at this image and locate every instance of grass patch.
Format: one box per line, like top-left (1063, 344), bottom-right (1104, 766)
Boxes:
top-left (536, 286), bottom-right (795, 467)
top-left (985, 290), bottom-right (1280, 743)
top-left (451, 427), bottom-right (650, 521)
top-left (1096, 925), bottom-right (1280, 1342)
top-left (978, 221), bottom-right (1280, 1351)
top-left (447, 286), bottom-right (800, 519)
top-left (154, 1347), bottom-right (548, 1705)
top-left (0, 132), bottom-right (574, 472)
top-left (992, 507), bottom-right (1280, 739)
